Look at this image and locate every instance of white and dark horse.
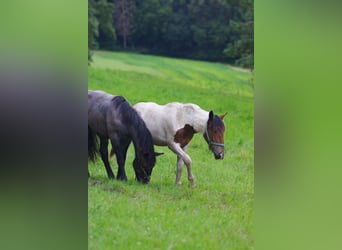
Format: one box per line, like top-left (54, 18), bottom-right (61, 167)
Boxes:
top-left (88, 90), bottom-right (162, 183)
top-left (134, 102), bottom-right (226, 187)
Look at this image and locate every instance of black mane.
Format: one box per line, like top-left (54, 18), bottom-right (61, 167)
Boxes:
top-left (88, 90), bottom-right (157, 183)
top-left (111, 96), bottom-right (155, 163)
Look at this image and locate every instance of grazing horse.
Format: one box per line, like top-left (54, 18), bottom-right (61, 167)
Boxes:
top-left (88, 90), bottom-right (161, 183)
top-left (134, 102), bottom-right (226, 187)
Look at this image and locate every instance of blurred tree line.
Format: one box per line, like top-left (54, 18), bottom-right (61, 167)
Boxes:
top-left (88, 0), bottom-right (253, 69)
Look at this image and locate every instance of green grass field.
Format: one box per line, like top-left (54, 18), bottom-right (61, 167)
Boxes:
top-left (88, 51), bottom-right (254, 249)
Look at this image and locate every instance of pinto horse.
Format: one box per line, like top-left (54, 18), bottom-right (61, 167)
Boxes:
top-left (134, 102), bottom-right (226, 187)
top-left (88, 90), bottom-right (161, 183)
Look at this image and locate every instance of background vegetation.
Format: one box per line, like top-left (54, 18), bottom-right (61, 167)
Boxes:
top-left (88, 0), bottom-right (254, 68)
top-left (88, 51), bottom-right (254, 249)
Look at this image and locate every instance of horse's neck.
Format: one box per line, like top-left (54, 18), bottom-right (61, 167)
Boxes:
top-left (129, 126), bottom-right (142, 151)
top-left (129, 124), bottom-right (150, 156)
top-left (184, 105), bottom-right (208, 134)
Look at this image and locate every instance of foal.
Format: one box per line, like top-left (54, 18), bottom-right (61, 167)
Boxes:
top-left (134, 102), bottom-right (226, 187)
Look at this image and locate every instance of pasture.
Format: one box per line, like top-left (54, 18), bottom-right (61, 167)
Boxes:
top-left (88, 51), bottom-right (254, 249)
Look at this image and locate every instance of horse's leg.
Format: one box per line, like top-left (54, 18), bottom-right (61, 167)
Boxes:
top-left (99, 137), bottom-right (115, 179)
top-left (111, 137), bottom-right (130, 181)
top-left (175, 144), bottom-right (189, 185)
top-left (168, 143), bottom-right (195, 187)
top-left (176, 155), bottom-right (183, 185)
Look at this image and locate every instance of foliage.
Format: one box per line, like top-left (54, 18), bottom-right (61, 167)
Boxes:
top-left (187, 0), bottom-right (233, 61)
top-left (89, 0), bottom-right (254, 68)
top-left (96, 0), bottom-right (117, 50)
top-left (115, 0), bottom-right (135, 48)
top-left (224, 0), bottom-right (254, 69)
top-left (88, 0), bottom-right (117, 63)
top-left (162, 0), bottom-right (192, 55)
top-left (88, 0), bottom-right (99, 63)
top-left (131, 0), bottom-right (172, 51)
top-left (88, 51), bottom-right (254, 249)
top-left (130, 0), bottom-right (234, 62)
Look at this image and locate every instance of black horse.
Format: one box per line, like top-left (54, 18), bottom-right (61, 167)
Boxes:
top-left (88, 90), bottom-right (161, 183)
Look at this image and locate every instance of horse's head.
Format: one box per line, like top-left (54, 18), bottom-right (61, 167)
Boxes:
top-left (133, 151), bottom-right (163, 184)
top-left (204, 111), bottom-right (227, 160)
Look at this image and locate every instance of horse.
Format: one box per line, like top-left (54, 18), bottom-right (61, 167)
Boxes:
top-left (88, 90), bottom-right (162, 183)
top-left (133, 102), bottom-right (227, 187)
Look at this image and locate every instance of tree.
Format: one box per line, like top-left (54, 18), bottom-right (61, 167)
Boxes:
top-left (88, 0), bottom-right (99, 63)
top-left (224, 0), bottom-right (254, 69)
top-left (96, 0), bottom-right (117, 50)
top-left (130, 0), bottom-right (172, 52)
top-left (89, 0), bottom-right (253, 65)
top-left (115, 0), bottom-right (135, 48)
top-left (162, 0), bottom-right (193, 57)
top-left (88, 0), bottom-right (116, 62)
top-left (188, 0), bottom-right (232, 61)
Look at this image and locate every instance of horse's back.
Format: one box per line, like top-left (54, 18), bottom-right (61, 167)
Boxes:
top-left (88, 90), bottom-right (114, 116)
top-left (134, 102), bottom-right (178, 122)
top-left (134, 102), bottom-right (194, 145)
top-left (134, 101), bottom-right (183, 114)
top-left (88, 90), bottom-right (116, 102)
top-left (134, 102), bottom-right (169, 126)
top-left (88, 90), bottom-right (126, 137)
top-left (134, 101), bottom-right (202, 124)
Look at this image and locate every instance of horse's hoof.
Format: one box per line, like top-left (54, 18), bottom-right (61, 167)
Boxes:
top-left (175, 181), bottom-right (182, 186)
top-left (188, 180), bottom-right (196, 188)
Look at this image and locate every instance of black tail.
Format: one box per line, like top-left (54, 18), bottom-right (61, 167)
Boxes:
top-left (88, 126), bottom-right (98, 162)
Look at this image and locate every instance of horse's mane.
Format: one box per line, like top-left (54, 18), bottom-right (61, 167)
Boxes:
top-left (111, 96), bottom-right (155, 159)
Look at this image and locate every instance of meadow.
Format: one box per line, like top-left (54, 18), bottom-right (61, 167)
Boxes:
top-left (88, 51), bottom-right (254, 249)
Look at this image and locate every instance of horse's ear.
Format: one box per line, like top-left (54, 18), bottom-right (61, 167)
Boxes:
top-left (154, 152), bottom-right (164, 157)
top-left (219, 112), bottom-right (228, 120)
top-left (209, 111), bottom-right (214, 121)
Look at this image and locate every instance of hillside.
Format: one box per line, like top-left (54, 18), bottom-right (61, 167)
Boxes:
top-left (88, 51), bottom-right (254, 249)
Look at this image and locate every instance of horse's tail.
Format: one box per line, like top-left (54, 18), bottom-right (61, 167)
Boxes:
top-left (88, 126), bottom-right (98, 162)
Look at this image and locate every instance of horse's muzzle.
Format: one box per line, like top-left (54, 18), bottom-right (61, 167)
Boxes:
top-left (214, 152), bottom-right (224, 160)
top-left (136, 176), bottom-right (151, 184)
top-left (142, 177), bottom-right (150, 184)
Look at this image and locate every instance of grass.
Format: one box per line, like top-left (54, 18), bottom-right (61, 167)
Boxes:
top-left (88, 51), bottom-right (254, 249)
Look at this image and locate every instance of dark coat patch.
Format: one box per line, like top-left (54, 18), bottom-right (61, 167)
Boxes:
top-left (174, 124), bottom-right (195, 148)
